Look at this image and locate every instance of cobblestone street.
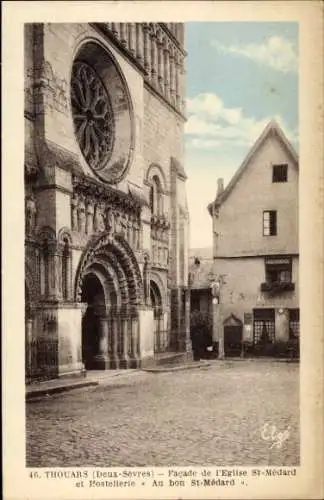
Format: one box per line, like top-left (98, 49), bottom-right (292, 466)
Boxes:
top-left (26, 361), bottom-right (299, 467)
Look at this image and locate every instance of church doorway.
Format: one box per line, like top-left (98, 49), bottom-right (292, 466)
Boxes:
top-left (75, 232), bottom-right (144, 369)
top-left (81, 273), bottom-right (106, 369)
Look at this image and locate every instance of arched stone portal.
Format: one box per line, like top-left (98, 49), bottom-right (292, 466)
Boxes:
top-left (76, 232), bottom-right (144, 369)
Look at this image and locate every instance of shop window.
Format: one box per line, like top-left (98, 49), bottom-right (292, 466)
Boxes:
top-left (253, 308), bottom-right (275, 344)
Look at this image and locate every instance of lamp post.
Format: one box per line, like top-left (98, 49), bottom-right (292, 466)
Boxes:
top-left (211, 277), bottom-right (225, 360)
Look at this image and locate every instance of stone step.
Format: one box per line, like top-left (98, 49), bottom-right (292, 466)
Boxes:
top-left (153, 352), bottom-right (191, 366)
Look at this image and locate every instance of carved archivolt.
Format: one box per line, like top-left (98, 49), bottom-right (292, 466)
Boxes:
top-left (150, 272), bottom-right (166, 308)
top-left (74, 232), bottom-right (143, 306)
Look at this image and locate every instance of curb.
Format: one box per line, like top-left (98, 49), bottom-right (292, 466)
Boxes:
top-left (26, 380), bottom-right (99, 401)
top-left (142, 362), bottom-right (211, 373)
top-left (206, 357), bottom-right (299, 363)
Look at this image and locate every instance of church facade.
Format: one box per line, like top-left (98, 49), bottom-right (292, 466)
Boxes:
top-left (24, 23), bottom-right (190, 381)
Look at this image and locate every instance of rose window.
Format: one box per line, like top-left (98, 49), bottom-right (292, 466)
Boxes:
top-left (71, 61), bottom-right (115, 171)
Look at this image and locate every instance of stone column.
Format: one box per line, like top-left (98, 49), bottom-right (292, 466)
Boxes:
top-left (40, 252), bottom-right (46, 297)
top-left (111, 316), bottom-right (119, 369)
top-left (47, 242), bottom-right (61, 300)
top-left (131, 316), bottom-right (140, 367)
top-left (175, 52), bottom-right (181, 109)
top-left (180, 57), bottom-right (186, 113)
top-left (119, 318), bottom-right (130, 368)
top-left (134, 219), bottom-right (139, 250)
top-left (164, 46), bottom-right (170, 100)
top-left (158, 46), bottom-right (164, 92)
top-left (143, 24), bottom-right (151, 78)
top-left (65, 248), bottom-right (72, 300)
top-left (86, 201), bottom-right (94, 236)
top-left (54, 248), bottom-right (63, 301)
top-left (136, 23), bottom-right (143, 63)
top-left (26, 318), bottom-right (33, 378)
top-left (94, 316), bottom-right (110, 369)
top-left (71, 195), bottom-right (78, 231)
top-left (184, 287), bottom-right (192, 356)
top-left (214, 302), bottom-right (224, 359)
top-left (120, 23), bottom-right (127, 46)
top-left (78, 199), bottom-right (86, 234)
top-left (138, 220), bottom-right (143, 250)
top-left (111, 23), bottom-right (118, 37)
top-left (143, 256), bottom-right (151, 307)
top-left (128, 316), bottom-right (136, 367)
top-left (169, 50), bottom-right (176, 105)
top-left (128, 23), bottom-right (135, 56)
top-left (150, 32), bottom-right (158, 86)
top-left (26, 196), bottom-right (37, 236)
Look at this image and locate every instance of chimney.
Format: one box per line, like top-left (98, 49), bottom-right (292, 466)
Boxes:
top-left (217, 178), bottom-right (224, 197)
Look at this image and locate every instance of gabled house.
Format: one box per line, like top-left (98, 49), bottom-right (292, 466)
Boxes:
top-left (207, 120), bottom-right (299, 356)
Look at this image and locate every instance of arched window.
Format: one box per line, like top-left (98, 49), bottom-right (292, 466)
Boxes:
top-left (151, 175), bottom-right (163, 215)
top-left (62, 237), bottom-right (71, 300)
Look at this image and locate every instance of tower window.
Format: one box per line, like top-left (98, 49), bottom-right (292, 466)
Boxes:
top-left (272, 164), bottom-right (288, 182)
top-left (263, 210), bottom-right (277, 236)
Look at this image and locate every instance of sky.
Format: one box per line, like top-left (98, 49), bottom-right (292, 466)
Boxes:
top-left (184, 22), bottom-right (299, 249)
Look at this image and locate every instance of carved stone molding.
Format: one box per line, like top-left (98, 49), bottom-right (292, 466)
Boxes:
top-left (26, 60), bottom-right (69, 117)
top-left (72, 174), bottom-right (142, 214)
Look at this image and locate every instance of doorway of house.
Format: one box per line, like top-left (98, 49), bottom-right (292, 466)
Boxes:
top-left (223, 315), bottom-right (243, 357)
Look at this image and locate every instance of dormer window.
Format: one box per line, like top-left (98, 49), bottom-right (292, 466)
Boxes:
top-left (272, 164), bottom-right (288, 183)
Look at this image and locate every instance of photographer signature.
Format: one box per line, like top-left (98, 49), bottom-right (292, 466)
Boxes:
top-left (261, 423), bottom-right (291, 449)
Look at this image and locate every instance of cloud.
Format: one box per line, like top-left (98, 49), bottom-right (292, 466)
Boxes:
top-left (187, 138), bottom-right (222, 150)
top-left (185, 92), bottom-right (299, 148)
top-left (212, 36), bottom-right (298, 73)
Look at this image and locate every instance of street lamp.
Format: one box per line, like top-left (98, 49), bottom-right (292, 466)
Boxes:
top-left (210, 277), bottom-right (225, 360)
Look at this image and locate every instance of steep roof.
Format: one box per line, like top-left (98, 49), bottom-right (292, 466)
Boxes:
top-left (207, 119), bottom-right (299, 214)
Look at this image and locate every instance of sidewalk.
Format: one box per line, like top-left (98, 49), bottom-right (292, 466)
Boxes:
top-left (26, 360), bottom-right (213, 400)
top-left (26, 369), bottom-right (141, 401)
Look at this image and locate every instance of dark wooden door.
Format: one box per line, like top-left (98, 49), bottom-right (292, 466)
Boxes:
top-left (224, 325), bottom-right (242, 356)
